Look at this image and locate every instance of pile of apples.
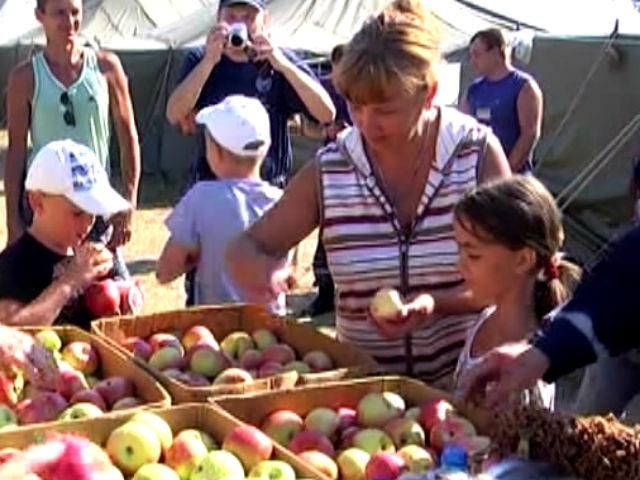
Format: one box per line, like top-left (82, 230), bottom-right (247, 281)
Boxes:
top-left (0, 329), bottom-right (143, 429)
top-left (0, 411), bottom-right (309, 480)
top-left (120, 325), bottom-right (336, 387)
top-left (256, 393), bottom-right (490, 480)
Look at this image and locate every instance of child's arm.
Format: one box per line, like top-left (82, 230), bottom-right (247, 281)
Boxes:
top-left (156, 238), bottom-right (199, 284)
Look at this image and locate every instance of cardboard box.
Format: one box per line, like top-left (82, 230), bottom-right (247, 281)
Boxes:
top-left (212, 376), bottom-right (490, 479)
top-left (91, 304), bottom-right (379, 403)
top-left (18, 326), bottom-right (170, 424)
top-left (0, 403), bottom-right (325, 479)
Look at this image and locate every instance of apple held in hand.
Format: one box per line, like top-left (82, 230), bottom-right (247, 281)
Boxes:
top-left (85, 279), bottom-right (121, 317)
top-left (369, 288), bottom-right (405, 320)
top-left (261, 410), bottom-right (304, 446)
top-left (106, 421), bottom-right (162, 475)
top-left (248, 459), bottom-right (296, 480)
top-left (190, 450), bottom-right (245, 480)
top-left (223, 424), bottom-right (273, 471)
top-left (357, 392), bottom-right (406, 428)
top-left (418, 399), bottom-right (454, 433)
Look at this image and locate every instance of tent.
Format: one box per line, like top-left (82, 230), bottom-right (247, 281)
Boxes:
top-left (1, 0), bottom-right (639, 262)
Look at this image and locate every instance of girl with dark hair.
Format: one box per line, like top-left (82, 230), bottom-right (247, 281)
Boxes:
top-left (453, 176), bottom-right (581, 407)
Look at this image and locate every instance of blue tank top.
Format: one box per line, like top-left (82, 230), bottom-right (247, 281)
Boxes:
top-left (467, 69), bottom-right (532, 173)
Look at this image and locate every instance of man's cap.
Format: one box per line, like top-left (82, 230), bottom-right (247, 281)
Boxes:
top-left (25, 139), bottom-right (130, 218)
top-left (195, 95), bottom-right (271, 157)
top-left (219, 0), bottom-right (265, 11)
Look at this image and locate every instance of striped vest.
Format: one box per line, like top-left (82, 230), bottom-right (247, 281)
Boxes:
top-left (319, 107), bottom-right (489, 390)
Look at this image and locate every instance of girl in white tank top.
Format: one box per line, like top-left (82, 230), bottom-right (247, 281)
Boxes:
top-left (451, 176), bottom-right (581, 409)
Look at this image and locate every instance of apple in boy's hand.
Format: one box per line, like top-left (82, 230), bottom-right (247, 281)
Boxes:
top-left (369, 288), bottom-right (405, 320)
top-left (85, 279), bottom-right (121, 317)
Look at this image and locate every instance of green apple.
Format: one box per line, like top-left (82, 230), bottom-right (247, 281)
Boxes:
top-left (353, 428), bottom-right (396, 455)
top-left (106, 421), bottom-right (162, 475)
top-left (397, 445), bottom-right (436, 473)
top-left (357, 392), bottom-right (406, 427)
top-left (130, 411), bottom-right (173, 453)
top-left (337, 448), bottom-right (370, 480)
top-left (34, 329), bottom-right (62, 352)
top-left (248, 460), bottom-right (296, 480)
top-left (383, 417), bottom-right (426, 447)
top-left (59, 402), bottom-right (103, 421)
top-left (178, 428), bottom-right (217, 450)
top-left (0, 404), bottom-right (17, 430)
top-left (190, 450), bottom-right (245, 480)
top-left (251, 329), bottom-right (278, 351)
top-left (221, 331), bottom-right (255, 359)
top-left (132, 463), bottom-right (180, 480)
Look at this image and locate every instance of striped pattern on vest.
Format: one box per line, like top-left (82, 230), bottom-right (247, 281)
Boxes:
top-left (319, 107), bottom-right (489, 390)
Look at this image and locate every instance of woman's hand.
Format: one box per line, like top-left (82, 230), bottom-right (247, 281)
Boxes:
top-left (370, 293), bottom-right (435, 339)
top-left (0, 326), bottom-right (58, 391)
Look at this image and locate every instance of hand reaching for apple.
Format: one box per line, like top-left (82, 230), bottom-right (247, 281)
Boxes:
top-left (62, 243), bottom-right (114, 291)
top-left (0, 326), bottom-right (58, 392)
top-left (368, 288), bottom-right (436, 339)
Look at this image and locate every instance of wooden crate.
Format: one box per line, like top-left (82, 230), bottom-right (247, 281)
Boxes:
top-left (91, 304), bottom-right (378, 403)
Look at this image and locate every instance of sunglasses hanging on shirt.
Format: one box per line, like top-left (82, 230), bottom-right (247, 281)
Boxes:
top-left (60, 91), bottom-right (76, 127)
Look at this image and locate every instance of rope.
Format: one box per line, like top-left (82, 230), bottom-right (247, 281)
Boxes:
top-left (556, 113), bottom-right (640, 211)
top-left (534, 23), bottom-right (619, 173)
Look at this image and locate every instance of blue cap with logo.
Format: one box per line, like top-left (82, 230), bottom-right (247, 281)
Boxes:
top-left (219, 0), bottom-right (265, 11)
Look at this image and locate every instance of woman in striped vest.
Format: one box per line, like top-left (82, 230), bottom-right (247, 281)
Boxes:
top-left (227, 0), bottom-right (511, 390)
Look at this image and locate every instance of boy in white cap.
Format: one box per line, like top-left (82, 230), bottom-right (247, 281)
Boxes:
top-left (0, 139), bottom-right (130, 328)
top-left (157, 95), bottom-right (288, 312)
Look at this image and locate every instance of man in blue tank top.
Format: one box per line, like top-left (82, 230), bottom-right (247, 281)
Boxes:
top-left (463, 28), bottom-right (543, 174)
top-left (166, 0), bottom-right (335, 189)
top-left (4, 0), bottom-right (140, 254)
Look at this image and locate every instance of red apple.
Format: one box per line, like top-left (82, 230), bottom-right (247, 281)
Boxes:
top-left (303, 350), bottom-right (334, 372)
top-left (115, 279), bottom-right (144, 315)
top-left (61, 341), bottom-right (100, 375)
top-left (365, 452), bottom-right (406, 480)
top-left (298, 451), bottom-right (338, 480)
top-left (166, 429), bottom-right (210, 480)
top-left (16, 392), bottom-right (68, 424)
top-left (111, 396), bottom-right (143, 410)
top-left (182, 325), bottom-right (217, 351)
top-left (258, 361), bottom-right (284, 378)
top-left (261, 344), bottom-right (296, 365)
top-left (93, 376), bottom-right (134, 408)
top-left (70, 389), bottom-right (107, 411)
top-left (85, 279), bottom-right (121, 317)
top-left (56, 369), bottom-right (90, 401)
top-left (0, 447), bottom-right (20, 466)
top-left (288, 430), bottom-right (335, 457)
top-left (148, 333), bottom-right (183, 354)
top-left (121, 337), bottom-right (152, 361)
top-left (213, 368), bottom-right (254, 385)
top-left (337, 407), bottom-right (358, 431)
top-left (339, 426), bottom-right (361, 450)
top-left (240, 349), bottom-right (263, 370)
top-left (261, 410), bottom-right (304, 446)
top-left (223, 425), bottom-right (273, 471)
top-left (418, 399), bottom-right (454, 433)
top-left (429, 415), bottom-right (476, 453)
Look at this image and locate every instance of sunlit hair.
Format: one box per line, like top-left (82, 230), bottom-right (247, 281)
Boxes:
top-left (332, 0), bottom-right (442, 105)
top-left (470, 28), bottom-right (508, 58)
top-left (454, 176), bottom-right (581, 321)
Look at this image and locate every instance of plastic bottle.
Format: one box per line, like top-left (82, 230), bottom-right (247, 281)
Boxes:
top-left (426, 445), bottom-right (472, 480)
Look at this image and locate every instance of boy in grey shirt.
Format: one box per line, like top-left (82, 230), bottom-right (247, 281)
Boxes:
top-left (157, 95), bottom-right (286, 312)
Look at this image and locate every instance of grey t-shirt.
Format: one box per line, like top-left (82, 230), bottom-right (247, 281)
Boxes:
top-left (166, 179), bottom-right (283, 308)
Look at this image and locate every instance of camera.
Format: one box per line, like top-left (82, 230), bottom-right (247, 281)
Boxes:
top-left (228, 22), bottom-right (249, 49)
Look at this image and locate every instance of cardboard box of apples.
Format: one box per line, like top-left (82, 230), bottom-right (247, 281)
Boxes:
top-left (0, 326), bottom-right (170, 431)
top-left (91, 305), bottom-right (379, 403)
top-left (0, 403), bottom-right (326, 479)
top-left (213, 376), bottom-right (489, 480)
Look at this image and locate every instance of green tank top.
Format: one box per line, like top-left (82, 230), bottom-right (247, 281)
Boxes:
top-left (30, 48), bottom-right (110, 173)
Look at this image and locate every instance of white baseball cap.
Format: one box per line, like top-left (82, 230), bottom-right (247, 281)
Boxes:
top-left (195, 95), bottom-right (271, 157)
top-left (25, 139), bottom-right (130, 218)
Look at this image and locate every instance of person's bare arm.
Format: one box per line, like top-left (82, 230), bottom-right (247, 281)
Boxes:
top-left (4, 62), bottom-right (33, 245)
top-left (508, 80), bottom-right (543, 172)
top-left (156, 240), bottom-right (199, 284)
top-left (253, 35), bottom-right (335, 124)
top-left (459, 95), bottom-right (471, 115)
top-left (98, 51), bottom-right (140, 208)
top-left (0, 244), bottom-right (113, 326)
top-left (479, 130), bottom-right (512, 182)
top-left (166, 25), bottom-right (227, 127)
top-left (225, 161), bottom-right (321, 301)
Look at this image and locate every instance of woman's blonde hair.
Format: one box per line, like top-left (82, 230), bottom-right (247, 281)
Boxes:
top-left (454, 176), bottom-right (582, 322)
top-left (332, 0), bottom-right (442, 105)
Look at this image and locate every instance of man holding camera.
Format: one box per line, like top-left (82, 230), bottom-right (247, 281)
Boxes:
top-left (166, 0), bottom-right (335, 188)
